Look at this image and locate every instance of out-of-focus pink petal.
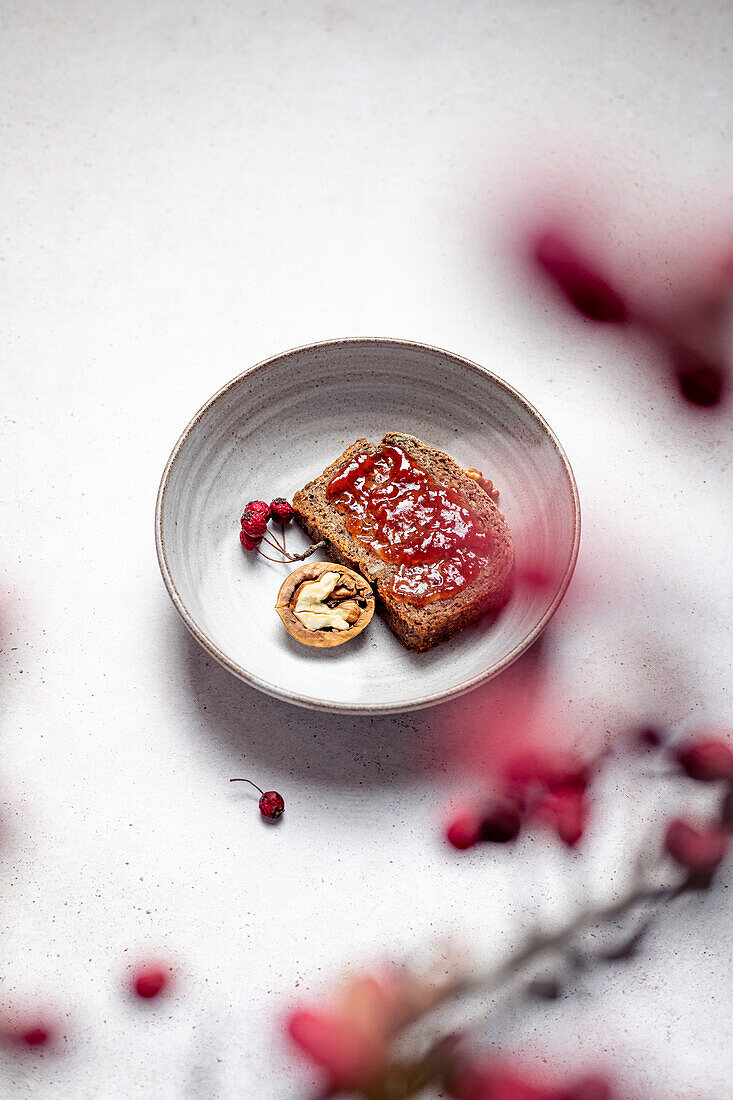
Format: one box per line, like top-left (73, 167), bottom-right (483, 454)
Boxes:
top-left (286, 1008), bottom-right (385, 1089)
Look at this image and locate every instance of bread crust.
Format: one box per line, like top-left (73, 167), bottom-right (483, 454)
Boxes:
top-left (292, 433), bottom-right (514, 650)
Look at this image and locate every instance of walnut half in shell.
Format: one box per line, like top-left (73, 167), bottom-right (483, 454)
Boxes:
top-left (275, 561), bottom-right (375, 648)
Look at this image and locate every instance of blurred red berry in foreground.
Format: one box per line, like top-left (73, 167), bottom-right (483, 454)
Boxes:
top-left (0, 1017), bottom-right (56, 1051)
top-left (19, 1025), bottom-right (50, 1046)
top-left (675, 735), bottom-right (733, 782)
top-left (524, 210), bottom-right (732, 411)
top-left (669, 344), bottom-right (727, 408)
top-left (449, 749), bottom-right (593, 854)
top-left (446, 813), bottom-right (482, 850)
top-left (636, 725), bottom-right (664, 749)
top-left (664, 818), bottom-right (729, 875)
top-left (532, 230), bottom-right (628, 324)
top-left (451, 1059), bottom-right (550, 1100)
top-left (480, 800), bottom-right (523, 843)
top-left (132, 964), bottom-right (170, 1000)
top-left (451, 1057), bottom-right (613, 1100)
top-left (287, 975), bottom-right (399, 1089)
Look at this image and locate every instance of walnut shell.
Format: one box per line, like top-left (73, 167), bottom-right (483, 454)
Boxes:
top-left (275, 561), bottom-right (375, 648)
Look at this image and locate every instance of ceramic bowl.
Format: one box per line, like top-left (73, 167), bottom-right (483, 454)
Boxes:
top-left (155, 339), bottom-right (580, 713)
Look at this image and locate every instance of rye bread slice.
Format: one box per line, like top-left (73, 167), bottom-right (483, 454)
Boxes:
top-left (292, 432), bottom-right (514, 651)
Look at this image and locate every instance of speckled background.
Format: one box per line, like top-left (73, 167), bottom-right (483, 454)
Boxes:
top-left (1, 1), bottom-right (732, 1096)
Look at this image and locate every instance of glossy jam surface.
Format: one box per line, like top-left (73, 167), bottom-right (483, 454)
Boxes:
top-left (326, 444), bottom-right (494, 605)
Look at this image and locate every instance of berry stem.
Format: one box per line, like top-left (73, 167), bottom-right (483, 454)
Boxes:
top-left (289, 540), bottom-right (326, 561)
top-left (255, 537), bottom-right (326, 564)
top-left (255, 547), bottom-right (291, 563)
top-left (230, 778), bottom-right (265, 795)
top-left (262, 531), bottom-right (288, 553)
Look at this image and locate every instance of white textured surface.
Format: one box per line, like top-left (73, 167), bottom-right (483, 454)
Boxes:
top-left (1, 1), bottom-right (732, 1097)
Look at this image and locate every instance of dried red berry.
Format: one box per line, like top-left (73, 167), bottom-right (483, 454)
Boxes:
top-left (230, 778), bottom-right (285, 819)
top-left (133, 965), bottom-right (169, 999)
top-left (446, 812), bottom-right (482, 851)
top-left (479, 800), bottom-right (522, 843)
top-left (532, 230), bottom-right (628, 324)
top-left (240, 529), bottom-right (263, 551)
top-left (259, 790), bottom-right (285, 818)
top-left (242, 500), bottom-right (271, 525)
top-left (664, 818), bottom-right (729, 875)
top-left (240, 509), bottom-right (268, 540)
top-left (675, 736), bottom-right (733, 782)
top-left (271, 497), bottom-right (295, 523)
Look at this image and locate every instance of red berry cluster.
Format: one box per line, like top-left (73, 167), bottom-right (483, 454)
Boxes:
top-left (662, 732), bottom-right (733, 876)
top-left (240, 498), bottom-right (295, 554)
top-left (447, 730), bottom-right (733, 873)
top-left (239, 497), bottom-right (326, 564)
top-left (446, 750), bottom-right (590, 852)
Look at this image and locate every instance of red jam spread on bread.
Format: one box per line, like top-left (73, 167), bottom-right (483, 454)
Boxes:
top-left (326, 444), bottom-right (494, 606)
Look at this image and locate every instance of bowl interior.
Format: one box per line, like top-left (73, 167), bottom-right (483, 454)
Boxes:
top-left (157, 340), bottom-right (579, 712)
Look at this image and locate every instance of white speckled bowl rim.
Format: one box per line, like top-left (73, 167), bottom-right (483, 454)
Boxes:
top-left (155, 338), bottom-right (581, 714)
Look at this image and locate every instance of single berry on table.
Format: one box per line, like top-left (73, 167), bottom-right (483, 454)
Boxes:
top-left (259, 790), bottom-right (286, 818)
top-left (230, 778), bottom-right (285, 819)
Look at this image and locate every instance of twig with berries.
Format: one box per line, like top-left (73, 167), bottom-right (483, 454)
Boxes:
top-left (287, 730), bottom-right (733, 1100)
top-left (239, 498), bottom-right (325, 563)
